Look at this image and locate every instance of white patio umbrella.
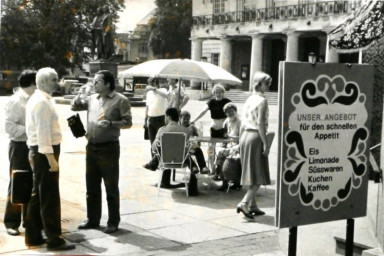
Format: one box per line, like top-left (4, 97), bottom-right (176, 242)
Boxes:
top-left (119, 58), bottom-right (242, 85)
top-left (119, 58), bottom-right (242, 109)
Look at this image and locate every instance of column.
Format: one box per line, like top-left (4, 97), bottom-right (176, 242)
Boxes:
top-left (249, 34), bottom-right (264, 91)
top-left (190, 38), bottom-right (203, 89)
top-left (191, 37), bottom-right (203, 61)
top-left (318, 35), bottom-right (327, 62)
top-left (147, 46), bottom-right (155, 61)
top-left (325, 36), bottom-right (339, 63)
top-left (286, 31), bottom-right (300, 61)
top-left (219, 36), bottom-right (232, 72)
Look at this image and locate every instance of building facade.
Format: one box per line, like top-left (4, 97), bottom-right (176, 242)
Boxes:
top-left (191, 0), bottom-right (362, 91)
top-left (126, 9), bottom-right (156, 63)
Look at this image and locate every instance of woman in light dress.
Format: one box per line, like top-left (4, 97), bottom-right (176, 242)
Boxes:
top-left (236, 72), bottom-right (272, 219)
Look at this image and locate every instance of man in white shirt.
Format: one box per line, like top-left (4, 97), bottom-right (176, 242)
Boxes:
top-left (25, 67), bottom-right (75, 251)
top-left (167, 78), bottom-right (189, 111)
top-left (3, 70), bottom-right (36, 236)
top-left (145, 78), bottom-right (168, 145)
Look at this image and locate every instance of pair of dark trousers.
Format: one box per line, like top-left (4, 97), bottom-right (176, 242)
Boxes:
top-left (4, 141), bottom-right (30, 229)
top-left (192, 147), bottom-right (207, 170)
top-left (25, 145), bottom-right (62, 246)
top-left (148, 115), bottom-right (165, 146)
top-left (150, 147), bottom-right (207, 170)
top-left (86, 141), bottom-right (120, 227)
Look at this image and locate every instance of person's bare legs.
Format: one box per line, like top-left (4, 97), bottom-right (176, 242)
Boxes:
top-left (236, 185), bottom-right (259, 219)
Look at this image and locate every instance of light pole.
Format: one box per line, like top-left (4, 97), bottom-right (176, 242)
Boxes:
top-left (0, 0), bottom-right (2, 39)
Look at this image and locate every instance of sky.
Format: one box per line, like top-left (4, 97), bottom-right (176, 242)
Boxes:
top-left (116, 0), bottom-right (156, 33)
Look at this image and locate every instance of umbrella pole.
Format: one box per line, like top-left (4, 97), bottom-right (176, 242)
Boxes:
top-left (176, 78), bottom-right (181, 111)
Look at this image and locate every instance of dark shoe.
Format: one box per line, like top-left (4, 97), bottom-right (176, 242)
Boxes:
top-left (143, 163), bottom-right (156, 171)
top-left (230, 184), bottom-right (242, 191)
top-left (26, 239), bottom-right (46, 247)
top-left (6, 228), bottom-right (20, 236)
top-left (47, 242), bottom-right (76, 251)
top-left (104, 225), bottom-right (118, 234)
top-left (217, 184), bottom-right (229, 191)
top-left (160, 183), bottom-right (185, 189)
top-left (250, 209), bottom-right (265, 216)
top-left (188, 191), bottom-right (199, 196)
top-left (212, 175), bottom-right (221, 181)
top-left (236, 203), bottom-right (254, 219)
top-left (78, 220), bottom-right (100, 229)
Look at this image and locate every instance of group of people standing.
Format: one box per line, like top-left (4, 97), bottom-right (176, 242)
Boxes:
top-left (4, 68), bottom-right (132, 251)
top-left (3, 68), bottom-right (272, 252)
top-left (142, 72), bottom-right (273, 220)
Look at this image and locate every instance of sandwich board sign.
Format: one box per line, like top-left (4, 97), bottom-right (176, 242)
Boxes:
top-left (276, 62), bottom-right (373, 228)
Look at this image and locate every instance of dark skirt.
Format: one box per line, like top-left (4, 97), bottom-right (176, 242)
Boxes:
top-left (240, 130), bottom-right (271, 186)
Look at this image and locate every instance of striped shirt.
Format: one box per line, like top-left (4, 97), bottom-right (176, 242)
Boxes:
top-left (26, 89), bottom-right (62, 154)
top-left (4, 89), bottom-right (30, 142)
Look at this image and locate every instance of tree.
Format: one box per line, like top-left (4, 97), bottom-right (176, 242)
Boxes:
top-left (149, 0), bottom-right (192, 59)
top-left (0, 0), bottom-right (125, 75)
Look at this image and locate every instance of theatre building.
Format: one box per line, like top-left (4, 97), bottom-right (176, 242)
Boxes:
top-left (191, 0), bottom-right (362, 91)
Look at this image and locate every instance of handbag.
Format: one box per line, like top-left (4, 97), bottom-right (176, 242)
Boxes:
top-left (144, 126), bottom-right (149, 140)
top-left (11, 170), bottom-right (33, 204)
top-left (222, 152), bottom-right (242, 183)
top-left (67, 113), bottom-right (86, 138)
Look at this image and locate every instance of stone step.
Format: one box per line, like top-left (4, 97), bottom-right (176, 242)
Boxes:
top-left (225, 90), bottom-right (278, 105)
top-left (334, 217), bottom-right (379, 256)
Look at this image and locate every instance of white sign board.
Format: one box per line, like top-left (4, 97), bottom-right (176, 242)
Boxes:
top-left (276, 62), bottom-right (373, 228)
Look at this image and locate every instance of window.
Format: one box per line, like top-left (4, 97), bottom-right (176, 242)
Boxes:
top-left (213, 0), bottom-right (225, 14)
top-left (211, 53), bottom-right (219, 66)
top-left (242, 0), bottom-right (257, 11)
top-left (138, 43), bottom-right (147, 53)
top-left (274, 0), bottom-right (287, 7)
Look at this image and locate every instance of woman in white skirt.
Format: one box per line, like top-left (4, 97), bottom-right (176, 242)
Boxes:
top-left (236, 72), bottom-right (272, 219)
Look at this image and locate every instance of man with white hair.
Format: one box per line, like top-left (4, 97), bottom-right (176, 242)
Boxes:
top-left (25, 67), bottom-right (75, 251)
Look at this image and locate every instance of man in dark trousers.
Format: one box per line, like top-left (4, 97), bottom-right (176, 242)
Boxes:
top-left (25, 67), bottom-right (75, 251)
top-left (3, 70), bottom-right (36, 236)
top-left (72, 70), bottom-right (132, 234)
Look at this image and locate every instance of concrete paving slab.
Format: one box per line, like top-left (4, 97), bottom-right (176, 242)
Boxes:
top-left (0, 231), bottom-right (28, 254)
top-left (120, 210), bottom-right (196, 230)
top-left (167, 202), bottom-right (237, 220)
top-left (79, 230), bottom-right (180, 255)
top-left (149, 221), bottom-right (246, 244)
top-left (2, 243), bottom-right (98, 255)
top-left (253, 251), bottom-right (286, 256)
top-left (105, 198), bottom-right (162, 216)
top-left (211, 214), bottom-right (277, 234)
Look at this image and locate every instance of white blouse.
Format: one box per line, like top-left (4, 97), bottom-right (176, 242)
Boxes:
top-left (242, 93), bottom-right (268, 131)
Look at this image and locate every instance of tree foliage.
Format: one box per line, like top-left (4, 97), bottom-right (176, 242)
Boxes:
top-left (0, 0), bottom-right (124, 75)
top-left (149, 0), bottom-right (192, 59)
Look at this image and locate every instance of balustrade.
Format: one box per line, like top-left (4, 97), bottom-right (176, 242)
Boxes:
top-left (193, 1), bottom-right (361, 27)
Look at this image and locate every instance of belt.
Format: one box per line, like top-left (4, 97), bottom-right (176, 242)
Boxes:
top-left (87, 140), bottom-right (119, 146)
top-left (10, 140), bottom-right (27, 144)
top-left (29, 144), bottom-right (60, 153)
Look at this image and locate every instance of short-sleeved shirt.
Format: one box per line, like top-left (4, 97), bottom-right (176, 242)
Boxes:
top-left (242, 93), bottom-right (268, 131)
top-left (146, 88), bottom-right (168, 117)
top-left (207, 98), bottom-right (231, 120)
